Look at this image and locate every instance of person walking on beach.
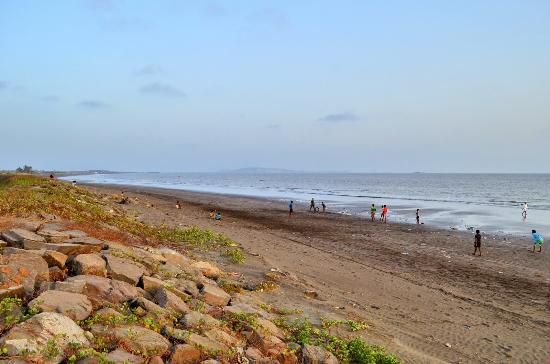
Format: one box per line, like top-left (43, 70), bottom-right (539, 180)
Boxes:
top-left (176, 201), bottom-right (181, 209)
top-left (310, 198), bottom-right (315, 212)
top-left (370, 204), bottom-right (377, 222)
top-left (473, 229), bottom-right (482, 256)
top-left (522, 202), bottom-right (528, 219)
top-left (382, 205), bottom-right (389, 223)
top-left (416, 209), bottom-right (420, 224)
top-left (321, 202), bottom-right (326, 213)
top-left (532, 230), bottom-right (544, 253)
top-left (289, 200), bottom-right (294, 217)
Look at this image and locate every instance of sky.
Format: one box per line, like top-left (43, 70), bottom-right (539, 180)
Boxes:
top-left (1, 0), bottom-right (549, 173)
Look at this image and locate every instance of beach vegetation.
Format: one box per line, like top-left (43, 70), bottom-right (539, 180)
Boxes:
top-left (221, 248), bottom-right (245, 264)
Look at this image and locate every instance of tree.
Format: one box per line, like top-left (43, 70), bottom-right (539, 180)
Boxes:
top-left (15, 165), bottom-right (32, 173)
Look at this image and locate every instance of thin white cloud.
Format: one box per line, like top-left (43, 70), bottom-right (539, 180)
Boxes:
top-left (140, 82), bottom-right (185, 98)
top-left (317, 112), bottom-right (360, 123)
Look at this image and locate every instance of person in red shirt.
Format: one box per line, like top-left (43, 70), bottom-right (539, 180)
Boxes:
top-left (381, 205), bottom-right (389, 223)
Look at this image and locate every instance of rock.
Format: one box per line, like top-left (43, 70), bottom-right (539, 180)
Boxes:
top-left (36, 242), bottom-right (101, 256)
top-left (277, 350), bottom-right (299, 364)
top-left (191, 261), bottom-right (222, 279)
top-left (66, 275), bottom-right (141, 304)
top-left (301, 344), bottom-right (339, 364)
top-left (178, 279), bottom-right (200, 298)
top-left (256, 318), bottom-right (285, 338)
top-left (154, 287), bottom-right (190, 314)
top-left (201, 284), bottom-right (231, 307)
top-left (130, 297), bottom-right (174, 326)
top-left (63, 230), bottom-right (88, 238)
top-left (48, 266), bottom-right (67, 281)
top-left (0, 312), bottom-right (89, 363)
top-left (104, 254), bottom-right (146, 285)
top-left (159, 248), bottom-right (190, 267)
top-left (72, 254), bottom-right (107, 277)
top-left (95, 307), bottom-right (125, 320)
top-left (1, 228), bottom-right (45, 249)
top-left (0, 285), bottom-right (25, 300)
top-left (203, 328), bottom-right (242, 347)
top-left (163, 327), bottom-right (192, 342)
top-left (63, 236), bottom-right (104, 249)
top-left (29, 290), bottom-right (92, 321)
top-left (37, 229), bottom-right (70, 243)
top-left (247, 330), bottom-right (285, 354)
top-left (50, 280), bottom-right (86, 294)
top-left (185, 333), bottom-right (228, 352)
top-left (245, 347), bottom-right (265, 363)
top-left (112, 325), bottom-right (170, 356)
top-left (223, 303), bottom-right (259, 315)
top-left (0, 252), bottom-right (49, 297)
top-left (181, 311), bottom-right (220, 329)
top-left (170, 344), bottom-right (201, 364)
top-left (106, 348), bottom-right (145, 364)
top-left (201, 360), bottom-right (221, 364)
top-left (148, 356), bottom-right (164, 364)
top-left (41, 250), bottom-right (68, 268)
top-left (16, 220), bottom-right (43, 232)
top-left (142, 276), bottom-right (166, 293)
top-left (0, 240), bottom-right (7, 248)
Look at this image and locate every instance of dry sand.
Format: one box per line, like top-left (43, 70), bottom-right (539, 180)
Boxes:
top-left (86, 184), bottom-right (550, 364)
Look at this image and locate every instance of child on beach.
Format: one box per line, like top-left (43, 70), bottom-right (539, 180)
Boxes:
top-left (289, 201), bottom-right (294, 217)
top-left (416, 209), bottom-right (420, 224)
top-left (532, 230), bottom-right (544, 253)
top-left (310, 198), bottom-right (315, 212)
top-left (381, 205), bottom-right (389, 223)
top-left (322, 202), bottom-right (326, 213)
top-left (473, 230), bottom-right (482, 256)
top-left (522, 202), bottom-right (528, 219)
top-left (370, 204), bottom-right (377, 221)
top-left (209, 210), bottom-right (215, 219)
top-left (176, 201), bottom-right (181, 209)
top-left (215, 211), bottom-right (222, 221)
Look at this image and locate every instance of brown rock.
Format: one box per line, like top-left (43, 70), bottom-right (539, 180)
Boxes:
top-left (185, 333), bottom-right (228, 352)
top-left (0, 252), bottom-right (49, 297)
top-left (201, 284), bottom-right (231, 307)
top-left (245, 347), bottom-right (265, 363)
top-left (66, 275), bottom-right (141, 304)
top-left (148, 356), bottom-right (164, 364)
top-left (170, 344), bottom-right (201, 364)
top-left (247, 330), bottom-right (285, 354)
top-left (29, 290), bottom-right (93, 321)
top-left (301, 345), bottom-right (338, 364)
top-left (104, 253), bottom-right (146, 285)
top-left (106, 348), bottom-right (145, 363)
top-left (48, 266), bottom-right (67, 281)
top-left (0, 285), bottom-right (25, 300)
top-left (191, 261), bottom-right (222, 279)
top-left (159, 248), bottom-right (191, 267)
top-left (181, 311), bottom-right (220, 329)
top-left (41, 250), bottom-right (68, 268)
top-left (63, 230), bottom-right (88, 238)
top-left (142, 276), bottom-right (166, 293)
top-left (155, 287), bottom-right (190, 314)
top-left (37, 229), bottom-right (70, 243)
top-left (112, 325), bottom-right (170, 356)
top-left (72, 254), bottom-right (107, 277)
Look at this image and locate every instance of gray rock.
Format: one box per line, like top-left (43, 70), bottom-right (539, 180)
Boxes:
top-left (29, 290), bottom-right (92, 321)
top-left (112, 325), bottom-right (170, 356)
top-left (62, 230), bottom-right (88, 238)
top-left (185, 332), bottom-right (228, 352)
top-left (72, 254), bottom-right (107, 277)
top-left (106, 348), bottom-right (144, 364)
top-left (1, 228), bottom-right (45, 248)
top-left (37, 229), bottom-right (70, 243)
top-left (0, 312), bottom-right (89, 363)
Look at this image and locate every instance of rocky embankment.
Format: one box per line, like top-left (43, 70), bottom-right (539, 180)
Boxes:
top-left (0, 218), bottom-right (339, 364)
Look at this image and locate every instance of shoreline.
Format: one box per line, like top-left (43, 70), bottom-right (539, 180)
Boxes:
top-left (82, 182), bottom-right (550, 363)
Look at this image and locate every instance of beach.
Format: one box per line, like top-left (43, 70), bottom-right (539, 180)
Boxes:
top-left (84, 183), bottom-right (550, 363)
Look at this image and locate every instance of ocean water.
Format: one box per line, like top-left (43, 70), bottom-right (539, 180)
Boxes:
top-left (65, 173), bottom-right (550, 236)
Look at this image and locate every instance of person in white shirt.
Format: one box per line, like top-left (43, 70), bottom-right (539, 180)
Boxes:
top-left (522, 202), bottom-right (528, 219)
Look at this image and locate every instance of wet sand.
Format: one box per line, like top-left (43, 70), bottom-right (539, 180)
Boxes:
top-left (86, 183), bottom-right (550, 363)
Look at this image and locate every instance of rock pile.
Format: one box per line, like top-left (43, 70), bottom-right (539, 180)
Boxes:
top-left (0, 220), bottom-right (338, 364)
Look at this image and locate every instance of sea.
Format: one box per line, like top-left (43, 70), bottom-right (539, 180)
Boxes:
top-left (64, 173), bottom-right (550, 236)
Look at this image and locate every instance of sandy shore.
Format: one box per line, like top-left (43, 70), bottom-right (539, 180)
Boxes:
top-left (85, 183), bottom-right (550, 363)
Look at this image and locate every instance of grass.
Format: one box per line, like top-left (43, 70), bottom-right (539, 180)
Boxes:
top-left (0, 174), bottom-right (238, 252)
top-left (221, 248), bottom-right (245, 264)
top-left (273, 316), bottom-right (402, 364)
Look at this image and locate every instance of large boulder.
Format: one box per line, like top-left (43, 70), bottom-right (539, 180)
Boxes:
top-left (1, 229), bottom-right (45, 249)
top-left (0, 252), bottom-right (49, 297)
top-left (66, 275), bottom-right (141, 304)
top-left (29, 290), bottom-right (92, 321)
top-left (72, 254), bottom-right (107, 277)
top-left (104, 254), bottom-right (147, 285)
top-left (201, 284), bottom-right (231, 307)
top-left (106, 348), bottom-right (145, 364)
top-left (159, 248), bottom-right (191, 267)
top-left (141, 276), bottom-right (166, 293)
top-left (0, 312), bottom-right (89, 363)
top-left (170, 344), bottom-right (201, 364)
top-left (302, 344), bottom-right (339, 364)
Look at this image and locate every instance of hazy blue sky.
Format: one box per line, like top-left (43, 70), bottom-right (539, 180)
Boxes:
top-left (1, 0), bottom-right (549, 172)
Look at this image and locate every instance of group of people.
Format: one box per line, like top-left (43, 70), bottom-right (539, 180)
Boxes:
top-left (472, 228), bottom-right (544, 256)
top-left (288, 199), bottom-right (327, 217)
top-left (209, 209), bottom-right (222, 221)
top-left (369, 204), bottom-right (391, 223)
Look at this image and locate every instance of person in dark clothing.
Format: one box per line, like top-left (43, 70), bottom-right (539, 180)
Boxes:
top-left (473, 229), bottom-right (482, 256)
